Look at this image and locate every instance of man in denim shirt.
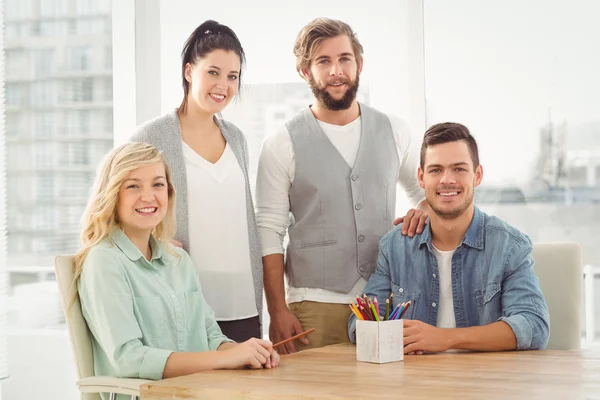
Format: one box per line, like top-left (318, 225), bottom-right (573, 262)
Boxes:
top-left (349, 123), bottom-right (550, 353)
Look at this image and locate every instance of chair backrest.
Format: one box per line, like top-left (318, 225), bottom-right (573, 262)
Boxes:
top-left (54, 255), bottom-right (101, 400)
top-left (532, 242), bottom-right (582, 350)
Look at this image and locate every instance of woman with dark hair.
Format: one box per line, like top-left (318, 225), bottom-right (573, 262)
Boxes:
top-left (131, 20), bottom-right (263, 343)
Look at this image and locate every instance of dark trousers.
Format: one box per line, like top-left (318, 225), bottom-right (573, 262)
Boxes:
top-left (217, 315), bottom-right (261, 343)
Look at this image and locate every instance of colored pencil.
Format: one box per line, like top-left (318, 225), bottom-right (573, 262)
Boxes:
top-left (273, 328), bottom-right (316, 349)
top-left (398, 300), bottom-right (412, 319)
top-left (384, 298), bottom-right (390, 321)
top-left (349, 304), bottom-right (364, 320)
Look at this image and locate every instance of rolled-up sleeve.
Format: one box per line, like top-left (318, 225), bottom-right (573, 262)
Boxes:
top-left (78, 250), bottom-right (172, 380)
top-left (255, 128), bottom-right (294, 257)
top-left (348, 235), bottom-right (395, 343)
top-left (499, 238), bottom-right (550, 350)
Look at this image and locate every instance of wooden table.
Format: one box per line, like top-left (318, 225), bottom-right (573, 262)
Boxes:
top-left (141, 343), bottom-right (600, 399)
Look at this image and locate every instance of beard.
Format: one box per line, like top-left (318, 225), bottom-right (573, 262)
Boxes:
top-left (308, 72), bottom-right (360, 111)
top-left (428, 189), bottom-right (474, 220)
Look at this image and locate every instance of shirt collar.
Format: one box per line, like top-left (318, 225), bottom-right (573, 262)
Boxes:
top-left (110, 228), bottom-right (164, 264)
top-left (419, 206), bottom-right (485, 251)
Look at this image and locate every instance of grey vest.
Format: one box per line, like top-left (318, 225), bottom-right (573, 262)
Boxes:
top-left (286, 103), bottom-right (399, 293)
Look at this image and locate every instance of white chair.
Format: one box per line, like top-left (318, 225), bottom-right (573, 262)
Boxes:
top-left (532, 242), bottom-right (582, 350)
top-left (54, 255), bottom-right (151, 400)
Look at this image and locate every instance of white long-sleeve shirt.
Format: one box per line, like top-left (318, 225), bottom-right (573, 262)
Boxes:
top-left (256, 113), bottom-right (425, 304)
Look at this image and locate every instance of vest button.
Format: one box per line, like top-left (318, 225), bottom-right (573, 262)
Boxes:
top-left (358, 235), bottom-right (365, 242)
top-left (359, 266), bottom-right (366, 272)
top-left (351, 174), bottom-right (359, 181)
top-left (355, 204), bottom-right (362, 210)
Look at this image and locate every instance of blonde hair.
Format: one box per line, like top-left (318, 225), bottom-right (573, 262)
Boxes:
top-left (293, 18), bottom-right (364, 79)
top-left (72, 142), bottom-right (176, 291)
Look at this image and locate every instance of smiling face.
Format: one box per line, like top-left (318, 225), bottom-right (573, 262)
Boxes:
top-left (304, 35), bottom-right (361, 111)
top-left (419, 140), bottom-right (483, 220)
top-left (116, 162), bottom-right (169, 238)
top-left (184, 49), bottom-right (241, 114)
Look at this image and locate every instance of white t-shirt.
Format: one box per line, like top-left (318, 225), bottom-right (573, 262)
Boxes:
top-left (432, 245), bottom-right (457, 329)
top-left (255, 113), bottom-right (425, 304)
top-left (183, 141), bottom-right (258, 320)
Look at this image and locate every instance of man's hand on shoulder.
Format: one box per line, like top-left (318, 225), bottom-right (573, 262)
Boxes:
top-left (393, 200), bottom-right (430, 237)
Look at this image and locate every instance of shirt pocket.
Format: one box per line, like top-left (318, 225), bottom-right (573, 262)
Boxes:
top-left (134, 295), bottom-right (167, 340)
top-left (475, 282), bottom-right (502, 307)
top-left (300, 240), bottom-right (338, 249)
top-left (475, 282), bottom-right (502, 322)
top-left (390, 282), bottom-right (421, 320)
top-left (184, 290), bottom-right (207, 332)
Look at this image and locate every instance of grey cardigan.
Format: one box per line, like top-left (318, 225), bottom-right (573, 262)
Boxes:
top-left (131, 109), bottom-right (263, 324)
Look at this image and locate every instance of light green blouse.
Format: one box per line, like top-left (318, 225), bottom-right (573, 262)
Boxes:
top-left (78, 228), bottom-right (232, 398)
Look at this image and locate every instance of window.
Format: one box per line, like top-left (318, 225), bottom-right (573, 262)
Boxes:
top-left (421, 0), bottom-right (600, 345)
top-left (423, 0), bottom-right (600, 247)
top-left (65, 110), bottom-right (92, 135)
top-left (33, 206), bottom-right (58, 231)
top-left (5, 22), bottom-right (22, 38)
top-left (34, 112), bottom-right (57, 138)
top-left (105, 46), bottom-right (112, 69)
top-left (104, 77), bottom-right (113, 101)
top-left (39, 20), bottom-right (69, 36)
top-left (105, 109), bottom-right (113, 133)
top-left (61, 142), bottom-right (90, 166)
top-left (32, 49), bottom-right (54, 77)
top-left (2, 2), bottom-right (114, 398)
top-left (65, 46), bottom-right (92, 71)
top-left (34, 144), bottom-right (56, 169)
top-left (6, 143), bottom-right (31, 172)
top-left (59, 173), bottom-right (93, 197)
top-left (30, 81), bottom-right (56, 107)
top-left (5, 49), bottom-right (27, 76)
top-left (88, 141), bottom-right (112, 166)
top-left (35, 173), bottom-right (55, 202)
top-left (6, 114), bottom-right (27, 139)
top-left (64, 78), bottom-right (93, 102)
top-left (6, 83), bottom-right (26, 107)
top-left (77, 0), bottom-right (111, 15)
top-left (5, 0), bottom-right (32, 20)
top-left (64, 204), bottom-right (85, 230)
top-left (76, 17), bottom-right (108, 35)
top-left (39, 0), bottom-right (68, 17)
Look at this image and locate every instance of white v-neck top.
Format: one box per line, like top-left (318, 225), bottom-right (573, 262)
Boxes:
top-left (182, 140), bottom-right (258, 321)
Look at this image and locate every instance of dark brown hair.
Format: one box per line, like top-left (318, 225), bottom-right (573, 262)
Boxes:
top-left (420, 122), bottom-right (479, 169)
top-left (178, 20), bottom-right (245, 113)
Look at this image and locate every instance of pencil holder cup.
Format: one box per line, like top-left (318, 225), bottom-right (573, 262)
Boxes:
top-left (356, 319), bottom-right (404, 364)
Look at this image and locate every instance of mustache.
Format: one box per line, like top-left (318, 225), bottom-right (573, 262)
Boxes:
top-left (327, 78), bottom-right (349, 85)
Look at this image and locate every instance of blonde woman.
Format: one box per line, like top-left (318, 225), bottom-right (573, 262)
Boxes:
top-left (74, 143), bottom-right (279, 398)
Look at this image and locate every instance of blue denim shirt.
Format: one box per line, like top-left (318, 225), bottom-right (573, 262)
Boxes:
top-left (348, 207), bottom-right (550, 350)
